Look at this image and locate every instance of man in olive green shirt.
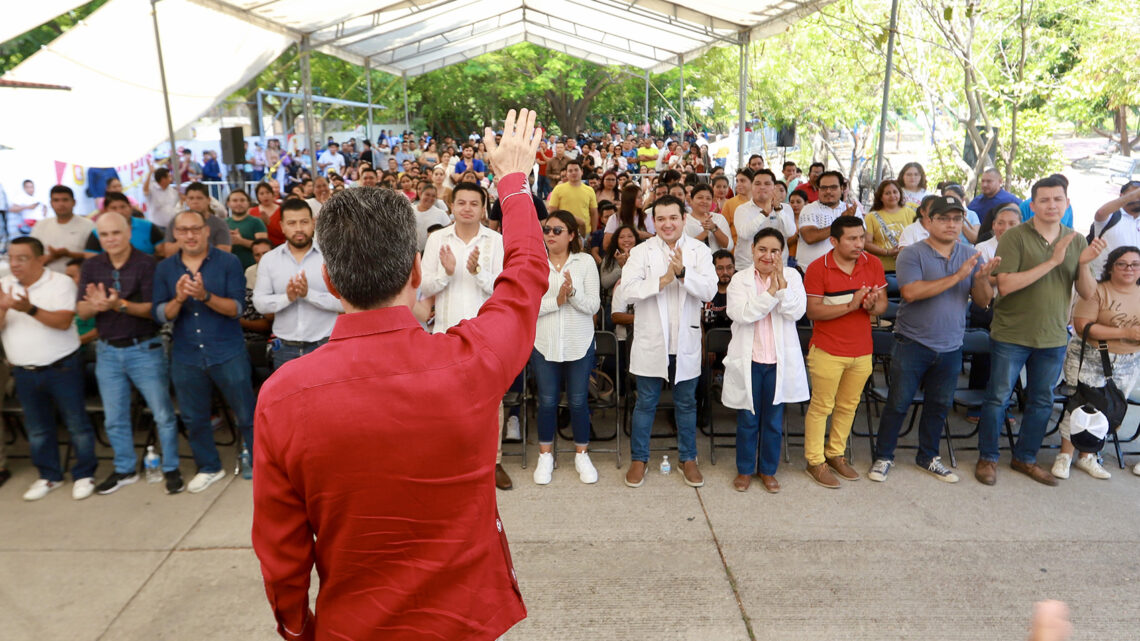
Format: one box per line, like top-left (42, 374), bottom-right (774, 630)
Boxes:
top-left (975, 175), bottom-right (1105, 487)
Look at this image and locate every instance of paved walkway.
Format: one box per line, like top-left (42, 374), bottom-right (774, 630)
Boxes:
top-left (4, 399), bottom-right (1139, 641)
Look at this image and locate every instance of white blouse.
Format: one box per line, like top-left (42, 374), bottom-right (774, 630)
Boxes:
top-left (535, 252), bottom-right (601, 362)
top-left (684, 212), bottom-right (734, 252)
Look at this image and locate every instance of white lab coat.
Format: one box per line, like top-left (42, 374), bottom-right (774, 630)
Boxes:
top-left (720, 266), bottom-right (810, 411)
top-left (621, 234), bottom-right (717, 383)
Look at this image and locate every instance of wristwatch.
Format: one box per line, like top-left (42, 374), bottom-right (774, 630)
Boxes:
top-left (119, 300), bottom-right (128, 313)
top-left (27, 305), bottom-right (39, 317)
top-left (202, 291), bottom-right (212, 303)
top-left (677, 267), bottom-right (686, 280)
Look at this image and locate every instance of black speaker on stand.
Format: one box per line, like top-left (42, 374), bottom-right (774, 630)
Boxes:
top-left (776, 124), bottom-right (796, 148)
top-left (219, 126), bottom-right (246, 191)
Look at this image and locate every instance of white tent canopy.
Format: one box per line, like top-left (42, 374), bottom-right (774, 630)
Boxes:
top-left (1, 0), bottom-right (836, 167)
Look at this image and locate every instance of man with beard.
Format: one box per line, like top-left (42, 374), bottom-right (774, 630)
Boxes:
top-left (253, 199), bottom-right (343, 370)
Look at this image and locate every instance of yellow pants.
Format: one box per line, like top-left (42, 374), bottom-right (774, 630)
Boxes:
top-left (804, 345), bottom-right (872, 466)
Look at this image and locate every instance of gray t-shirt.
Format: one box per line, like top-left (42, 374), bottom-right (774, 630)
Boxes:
top-left (164, 213), bottom-right (231, 249)
top-left (894, 240), bottom-right (979, 352)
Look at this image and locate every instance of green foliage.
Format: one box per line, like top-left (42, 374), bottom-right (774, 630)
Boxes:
top-left (1003, 110), bottom-right (1064, 198)
top-left (0, 0), bottom-right (109, 73)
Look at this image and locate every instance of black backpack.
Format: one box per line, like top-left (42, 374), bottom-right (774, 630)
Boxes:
top-left (1088, 210), bottom-right (1122, 242)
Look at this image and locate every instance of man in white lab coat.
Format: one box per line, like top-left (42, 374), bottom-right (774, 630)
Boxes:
top-left (620, 195), bottom-right (717, 488)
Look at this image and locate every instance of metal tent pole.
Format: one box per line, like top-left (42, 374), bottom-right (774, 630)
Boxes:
top-left (300, 35), bottom-right (318, 177)
top-left (256, 90), bottom-right (266, 146)
top-left (365, 58), bottom-right (373, 143)
top-left (678, 55), bottom-right (684, 135)
top-left (644, 70), bottom-right (650, 133)
top-left (874, 0), bottom-right (901, 184)
top-left (150, 0), bottom-right (180, 186)
top-left (402, 73), bottom-right (410, 134)
top-left (737, 32), bottom-right (749, 169)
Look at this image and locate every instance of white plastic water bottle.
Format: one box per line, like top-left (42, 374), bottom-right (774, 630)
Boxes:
top-left (144, 446), bottom-right (162, 483)
top-left (660, 455), bottom-right (671, 475)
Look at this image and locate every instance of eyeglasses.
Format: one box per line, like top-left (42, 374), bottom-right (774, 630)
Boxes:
top-left (1114, 261), bottom-right (1140, 270)
top-left (819, 184), bottom-right (841, 191)
top-left (932, 215), bottom-right (965, 224)
top-left (174, 225), bottom-right (206, 235)
top-left (542, 226), bottom-right (567, 236)
top-left (112, 269), bottom-right (122, 293)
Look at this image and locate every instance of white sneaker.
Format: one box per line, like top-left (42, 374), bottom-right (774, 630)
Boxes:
top-left (187, 470), bottom-right (227, 494)
top-left (72, 477), bottom-right (95, 500)
top-left (533, 452), bottom-right (554, 485)
top-left (23, 479), bottom-right (61, 501)
top-left (1051, 453), bottom-right (1071, 480)
top-left (1074, 454), bottom-right (1111, 479)
top-left (1133, 461), bottom-right (1140, 477)
top-left (574, 452), bottom-right (598, 484)
top-left (505, 416), bottom-right (521, 441)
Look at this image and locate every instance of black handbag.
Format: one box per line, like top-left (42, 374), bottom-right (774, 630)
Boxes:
top-left (1066, 323), bottom-right (1127, 431)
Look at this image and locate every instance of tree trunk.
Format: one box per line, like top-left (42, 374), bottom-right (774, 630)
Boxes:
top-left (1118, 105), bottom-right (1131, 157)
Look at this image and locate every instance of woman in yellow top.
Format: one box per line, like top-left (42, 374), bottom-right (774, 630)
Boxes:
top-left (862, 179), bottom-right (914, 272)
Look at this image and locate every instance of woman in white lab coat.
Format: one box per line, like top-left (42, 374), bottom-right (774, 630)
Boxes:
top-left (721, 227), bottom-right (809, 493)
top-left (620, 196), bottom-right (718, 489)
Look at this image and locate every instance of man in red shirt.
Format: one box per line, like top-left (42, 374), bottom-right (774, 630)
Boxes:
top-left (802, 215), bottom-right (887, 488)
top-left (251, 109), bottom-right (548, 641)
top-left (798, 162), bottom-right (824, 203)
top-left (535, 139), bottom-right (554, 200)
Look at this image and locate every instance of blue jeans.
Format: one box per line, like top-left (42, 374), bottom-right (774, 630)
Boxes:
top-left (874, 336), bottom-right (961, 465)
top-left (170, 352), bottom-right (256, 473)
top-left (537, 175), bottom-right (552, 200)
top-left (531, 342), bottom-right (595, 446)
top-left (736, 362), bottom-right (783, 476)
top-left (631, 355), bottom-right (699, 463)
top-left (978, 339), bottom-right (1066, 464)
top-left (11, 351), bottom-right (97, 482)
top-left (272, 338), bottom-right (328, 370)
top-left (96, 337), bottom-right (181, 474)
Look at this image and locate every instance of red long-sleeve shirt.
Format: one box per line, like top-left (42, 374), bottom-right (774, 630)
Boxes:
top-left (252, 172), bottom-right (547, 641)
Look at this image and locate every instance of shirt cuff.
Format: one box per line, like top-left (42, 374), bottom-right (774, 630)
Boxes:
top-left (498, 173), bottom-right (530, 203)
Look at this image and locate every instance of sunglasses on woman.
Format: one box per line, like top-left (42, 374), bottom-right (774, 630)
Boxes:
top-left (542, 226), bottom-right (567, 236)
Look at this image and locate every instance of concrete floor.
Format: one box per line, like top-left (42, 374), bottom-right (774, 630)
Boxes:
top-left (2, 400), bottom-right (1140, 641)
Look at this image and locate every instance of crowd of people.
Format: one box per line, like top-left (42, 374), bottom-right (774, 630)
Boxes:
top-left (2, 118), bottom-right (1140, 500)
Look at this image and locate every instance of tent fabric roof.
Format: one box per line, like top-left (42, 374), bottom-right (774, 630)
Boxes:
top-left (1, 0), bottom-right (834, 166)
top-left (195, 0), bottom-right (836, 76)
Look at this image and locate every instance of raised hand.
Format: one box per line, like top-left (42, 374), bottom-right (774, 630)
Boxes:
top-left (956, 252), bottom-right (981, 280)
top-left (483, 108), bottom-right (543, 179)
top-left (616, 249), bottom-right (629, 267)
top-left (862, 288), bottom-right (880, 311)
top-left (105, 287), bottom-right (122, 312)
top-left (977, 256), bottom-right (1002, 278)
top-left (0, 287), bottom-right (14, 311)
top-left (850, 285), bottom-right (871, 309)
top-left (9, 291), bottom-right (32, 313)
top-left (294, 270), bottom-right (309, 298)
top-left (1079, 237), bottom-right (1108, 265)
top-left (175, 274), bottom-right (194, 303)
top-left (466, 246), bottom-right (481, 275)
top-left (669, 249), bottom-right (684, 276)
top-left (185, 272), bottom-right (207, 301)
top-left (557, 271), bottom-right (573, 306)
top-left (774, 266), bottom-right (787, 291)
top-left (1050, 232), bottom-right (1077, 266)
top-left (440, 245), bottom-right (456, 276)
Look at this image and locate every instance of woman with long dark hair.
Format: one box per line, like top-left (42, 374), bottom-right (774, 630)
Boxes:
top-left (896, 162), bottom-right (929, 208)
top-left (603, 184), bottom-right (654, 248)
top-left (596, 170), bottom-right (620, 205)
top-left (531, 210), bottom-right (601, 485)
top-left (863, 179), bottom-right (912, 272)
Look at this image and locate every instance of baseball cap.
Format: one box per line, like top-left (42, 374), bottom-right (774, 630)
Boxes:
top-left (929, 195), bottom-right (966, 217)
top-left (1070, 404), bottom-right (1109, 453)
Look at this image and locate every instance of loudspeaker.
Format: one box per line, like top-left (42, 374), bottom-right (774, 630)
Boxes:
top-left (776, 124), bottom-right (796, 148)
top-left (219, 126), bottom-right (246, 165)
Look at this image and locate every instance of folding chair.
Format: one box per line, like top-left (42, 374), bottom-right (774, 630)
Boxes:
top-left (703, 328), bottom-right (733, 464)
top-left (500, 364), bottom-right (530, 468)
top-left (1107, 397), bottom-right (1140, 469)
top-left (556, 331), bottom-right (623, 467)
top-left (947, 329), bottom-right (1017, 457)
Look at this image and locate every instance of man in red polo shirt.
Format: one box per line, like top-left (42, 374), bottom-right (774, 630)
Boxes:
top-left (802, 215), bottom-right (888, 488)
top-left (251, 109), bottom-right (547, 641)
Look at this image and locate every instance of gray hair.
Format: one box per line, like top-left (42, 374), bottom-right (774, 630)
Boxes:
top-left (316, 186), bottom-right (417, 309)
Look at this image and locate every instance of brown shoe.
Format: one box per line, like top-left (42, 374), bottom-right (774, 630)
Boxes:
top-left (758, 474), bottom-right (780, 494)
top-left (805, 463), bottom-right (840, 489)
top-left (1011, 459), bottom-right (1059, 487)
top-left (975, 459), bottom-right (997, 485)
top-left (625, 460), bottom-right (647, 488)
top-left (681, 460), bottom-right (704, 487)
top-left (732, 474), bottom-right (751, 492)
top-left (826, 456), bottom-right (860, 481)
top-left (495, 464), bottom-right (513, 490)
